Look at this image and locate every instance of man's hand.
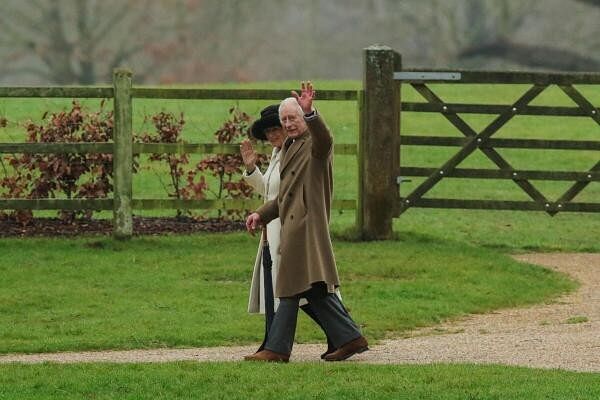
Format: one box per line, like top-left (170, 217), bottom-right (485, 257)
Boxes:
top-left (291, 81), bottom-right (315, 115)
top-left (240, 139), bottom-right (257, 172)
top-left (245, 212), bottom-right (262, 235)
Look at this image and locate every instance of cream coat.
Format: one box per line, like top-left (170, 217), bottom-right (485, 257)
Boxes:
top-left (257, 113), bottom-right (340, 298)
top-left (243, 147), bottom-right (283, 313)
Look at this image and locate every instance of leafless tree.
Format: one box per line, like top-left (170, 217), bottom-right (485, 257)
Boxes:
top-left (0, 0), bottom-right (172, 84)
top-left (1, 0), bottom-right (599, 84)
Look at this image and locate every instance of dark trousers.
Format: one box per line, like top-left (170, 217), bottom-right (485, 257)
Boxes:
top-left (265, 284), bottom-right (362, 355)
top-left (257, 303), bottom-right (335, 353)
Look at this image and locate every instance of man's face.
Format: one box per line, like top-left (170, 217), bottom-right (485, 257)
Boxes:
top-left (280, 104), bottom-right (307, 139)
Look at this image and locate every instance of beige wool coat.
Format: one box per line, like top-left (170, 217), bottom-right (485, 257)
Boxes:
top-left (256, 113), bottom-right (340, 298)
top-left (243, 147), bottom-right (282, 314)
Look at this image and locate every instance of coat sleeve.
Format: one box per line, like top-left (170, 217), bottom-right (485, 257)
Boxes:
top-left (256, 198), bottom-right (279, 225)
top-left (305, 112), bottom-right (333, 160)
top-left (242, 167), bottom-right (266, 197)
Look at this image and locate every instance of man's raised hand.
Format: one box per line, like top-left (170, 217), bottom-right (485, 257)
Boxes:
top-left (291, 81), bottom-right (315, 115)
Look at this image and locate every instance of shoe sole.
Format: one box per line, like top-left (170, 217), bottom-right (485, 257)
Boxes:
top-left (244, 358), bottom-right (289, 363)
top-left (324, 346), bottom-right (369, 362)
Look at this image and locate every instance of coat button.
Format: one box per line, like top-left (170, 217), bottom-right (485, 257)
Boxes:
top-left (290, 215), bottom-right (294, 220)
top-left (291, 171), bottom-right (295, 175)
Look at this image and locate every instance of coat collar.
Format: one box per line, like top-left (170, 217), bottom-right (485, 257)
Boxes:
top-left (281, 130), bottom-right (308, 174)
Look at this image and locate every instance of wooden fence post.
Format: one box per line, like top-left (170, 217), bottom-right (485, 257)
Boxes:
top-left (357, 45), bottom-right (401, 240)
top-left (113, 68), bottom-right (133, 239)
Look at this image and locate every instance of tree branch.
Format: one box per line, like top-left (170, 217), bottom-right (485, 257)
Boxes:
top-left (91, 2), bottom-right (133, 44)
top-left (109, 44), bottom-right (146, 72)
top-left (0, 10), bottom-right (46, 46)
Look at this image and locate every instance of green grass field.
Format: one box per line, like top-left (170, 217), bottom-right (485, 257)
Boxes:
top-left (0, 81), bottom-right (598, 397)
top-left (0, 233), bottom-right (574, 354)
top-left (1, 362), bottom-right (599, 400)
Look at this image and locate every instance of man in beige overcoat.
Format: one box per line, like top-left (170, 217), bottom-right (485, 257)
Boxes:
top-left (244, 82), bottom-right (368, 362)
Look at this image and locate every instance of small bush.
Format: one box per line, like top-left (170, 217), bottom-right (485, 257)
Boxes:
top-left (1, 103), bottom-right (266, 224)
top-left (1, 101), bottom-right (115, 224)
top-left (138, 106), bottom-right (267, 220)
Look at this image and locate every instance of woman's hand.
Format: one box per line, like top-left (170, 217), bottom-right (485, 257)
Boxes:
top-left (240, 139), bottom-right (257, 172)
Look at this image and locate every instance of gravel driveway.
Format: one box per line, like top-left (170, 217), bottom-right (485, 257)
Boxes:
top-left (2, 253), bottom-right (598, 372)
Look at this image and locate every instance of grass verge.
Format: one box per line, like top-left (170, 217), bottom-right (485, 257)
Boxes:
top-left (0, 233), bottom-right (574, 354)
top-left (0, 362), bottom-right (598, 399)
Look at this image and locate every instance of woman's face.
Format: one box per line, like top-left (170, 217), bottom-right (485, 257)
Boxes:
top-left (264, 126), bottom-right (285, 148)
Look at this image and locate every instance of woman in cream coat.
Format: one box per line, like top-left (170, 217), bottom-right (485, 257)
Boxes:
top-left (242, 104), bottom-right (336, 357)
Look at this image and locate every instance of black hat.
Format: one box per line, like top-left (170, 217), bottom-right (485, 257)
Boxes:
top-left (250, 104), bottom-right (281, 140)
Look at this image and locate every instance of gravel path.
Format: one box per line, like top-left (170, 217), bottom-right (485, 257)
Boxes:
top-left (2, 253), bottom-right (598, 372)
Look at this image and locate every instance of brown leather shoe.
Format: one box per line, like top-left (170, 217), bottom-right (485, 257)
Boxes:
top-left (243, 349), bottom-right (290, 363)
top-left (320, 342), bottom-right (337, 360)
top-left (323, 336), bottom-right (368, 361)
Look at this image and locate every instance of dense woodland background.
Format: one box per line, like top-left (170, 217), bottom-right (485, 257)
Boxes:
top-left (1, 0), bottom-right (599, 85)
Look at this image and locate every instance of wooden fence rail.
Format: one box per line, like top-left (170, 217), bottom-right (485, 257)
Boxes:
top-left (2, 46), bottom-right (598, 240)
top-left (395, 60), bottom-right (600, 223)
top-left (0, 69), bottom-right (361, 238)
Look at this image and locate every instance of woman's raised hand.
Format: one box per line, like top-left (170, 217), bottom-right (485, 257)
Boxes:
top-left (240, 139), bottom-right (257, 172)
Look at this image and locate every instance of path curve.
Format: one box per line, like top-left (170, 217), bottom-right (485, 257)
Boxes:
top-left (2, 253), bottom-right (598, 372)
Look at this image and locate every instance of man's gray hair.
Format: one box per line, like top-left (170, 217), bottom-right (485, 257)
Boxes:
top-left (279, 97), bottom-right (303, 118)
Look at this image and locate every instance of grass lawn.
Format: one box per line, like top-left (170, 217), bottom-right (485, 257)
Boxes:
top-left (0, 362), bottom-right (599, 400)
top-left (0, 80), bottom-right (598, 395)
top-left (0, 233), bottom-right (574, 354)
